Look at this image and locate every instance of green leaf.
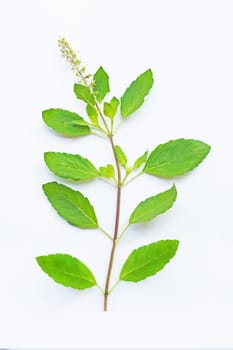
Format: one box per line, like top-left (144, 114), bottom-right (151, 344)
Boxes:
top-left (133, 150), bottom-right (148, 169)
top-left (120, 69), bottom-right (154, 119)
top-left (74, 84), bottom-right (95, 105)
top-left (104, 97), bottom-right (119, 119)
top-left (144, 138), bottom-right (211, 178)
top-left (99, 164), bottom-right (115, 178)
top-left (86, 104), bottom-right (99, 126)
top-left (36, 253), bottom-right (96, 290)
top-left (42, 109), bottom-right (91, 137)
top-left (119, 240), bottom-right (179, 282)
top-left (93, 66), bottom-right (110, 102)
top-left (129, 185), bottom-right (177, 224)
top-left (42, 182), bottom-right (98, 229)
top-left (44, 152), bottom-right (99, 182)
top-left (69, 119), bottom-right (89, 126)
top-left (115, 145), bottom-right (127, 168)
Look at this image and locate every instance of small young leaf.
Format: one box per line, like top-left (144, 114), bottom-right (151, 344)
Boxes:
top-left (93, 66), bottom-right (110, 102)
top-left (115, 145), bottom-right (127, 168)
top-left (86, 104), bottom-right (99, 126)
top-left (129, 185), bottom-right (177, 224)
top-left (144, 139), bottom-right (211, 178)
top-left (133, 150), bottom-right (148, 169)
top-left (74, 83), bottom-right (95, 105)
top-left (104, 97), bottom-right (120, 119)
top-left (42, 109), bottom-right (91, 137)
top-left (120, 69), bottom-right (154, 119)
top-left (119, 240), bottom-right (179, 282)
top-left (36, 254), bottom-right (96, 290)
top-left (99, 164), bottom-right (115, 178)
top-left (43, 182), bottom-right (98, 229)
top-left (44, 152), bottom-right (99, 182)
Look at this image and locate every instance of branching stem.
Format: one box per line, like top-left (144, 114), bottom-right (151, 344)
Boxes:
top-left (98, 226), bottom-right (113, 240)
top-left (103, 134), bottom-right (122, 311)
top-left (96, 283), bottom-right (104, 294)
top-left (95, 103), bottom-right (111, 135)
top-left (108, 280), bottom-right (120, 294)
top-left (80, 71), bottom-right (124, 310)
top-left (117, 223), bottom-right (131, 243)
top-left (123, 170), bottom-right (143, 186)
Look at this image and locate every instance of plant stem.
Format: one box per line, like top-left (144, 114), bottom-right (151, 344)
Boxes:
top-left (117, 223), bottom-right (130, 243)
top-left (103, 134), bottom-right (122, 311)
top-left (108, 280), bottom-right (120, 294)
top-left (114, 120), bottom-right (123, 134)
top-left (121, 170), bottom-right (131, 186)
top-left (96, 283), bottom-right (104, 294)
top-left (99, 226), bottom-right (113, 240)
top-left (123, 170), bottom-right (143, 186)
top-left (95, 103), bottom-right (111, 135)
top-left (81, 75), bottom-right (121, 311)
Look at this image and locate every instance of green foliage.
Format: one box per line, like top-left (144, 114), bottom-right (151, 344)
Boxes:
top-left (129, 185), bottom-right (177, 224)
top-left (144, 138), bottom-right (211, 178)
top-left (44, 152), bottom-right (99, 182)
top-left (42, 108), bottom-right (91, 137)
top-left (86, 104), bottom-right (99, 126)
top-left (42, 182), bottom-right (98, 229)
top-left (119, 240), bottom-right (179, 282)
top-left (74, 83), bottom-right (95, 105)
top-left (115, 145), bottom-right (127, 168)
top-left (133, 150), bottom-right (148, 170)
top-left (36, 254), bottom-right (96, 289)
top-left (120, 69), bottom-right (154, 119)
top-left (99, 164), bottom-right (115, 179)
top-left (104, 97), bottom-right (119, 120)
top-left (38, 38), bottom-right (210, 310)
top-left (93, 66), bottom-right (110, 102)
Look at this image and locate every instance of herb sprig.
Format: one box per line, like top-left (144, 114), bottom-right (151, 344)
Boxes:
top-left (36, 38), bottom-right (210, 311)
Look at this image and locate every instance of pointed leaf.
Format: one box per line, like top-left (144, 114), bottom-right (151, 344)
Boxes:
top-left (120, 240), bottom-right (179, 282)
top-left (43, 182), bottom-right (98, 229)
top-left (44, 152), bottom-right (99, 182)
top-left (120, 69), bottom-right (154, 119)
top-left (86, 104), bottom-right (99, 126)
top-left (99, 164), bottom-right (115, 178)
top-left (115, 145), bottom-right (127, 168)
top-left (93, 66), bottom-right (110, 102)
top-left (129, 185), bottom-right (177, 224)
top-left (42, 108), bottom-right (91, 137)
top-left (74, 84), bottom-right (95, 105)
top-left (104, 97), bottom-right (119, 119)
top-left (133, 150), bottom-right (148, 169)
top-left (144, 139), bottom-right (211, 178)
top-left (36, 254), bottom-right (96, 290)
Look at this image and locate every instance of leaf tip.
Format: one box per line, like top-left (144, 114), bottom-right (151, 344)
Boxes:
top-left (35, 255), bottom-right (44, 267)
top-left (42, 109), bottom-right (50, 123)
top-left (171, 184), bottom-right (177, 196)
top-left (43, 151), bottom-right (51, 161)
top-left (42, 181), bottom-right (56, 192)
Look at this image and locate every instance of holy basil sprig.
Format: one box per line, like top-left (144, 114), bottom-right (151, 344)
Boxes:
top-left (37, 37), bottom-right (211, 311)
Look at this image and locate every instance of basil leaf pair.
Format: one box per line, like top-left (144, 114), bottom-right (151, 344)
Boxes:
top-left (37, 239), bottom-right (178, 291)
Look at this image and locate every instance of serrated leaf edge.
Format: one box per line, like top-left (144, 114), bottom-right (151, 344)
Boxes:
top-left (144, 138), bottom-right (211, 177)
top-left (42, 182), bottom-right (98, 228)
top-left (129, 185), bottom-right (177, 224)
top-left (120, 240), bottom-right (179, 282)
top-left (120, 69), bottom-right (154, 118)
top-left (44, 152), bottom-right (100, 180)
top-left (36, 253), bottom-right (96, 288)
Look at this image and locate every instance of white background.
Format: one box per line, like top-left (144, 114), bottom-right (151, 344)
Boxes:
top-left (0, 0), bottom-right (233, 348)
